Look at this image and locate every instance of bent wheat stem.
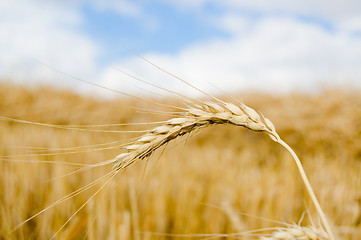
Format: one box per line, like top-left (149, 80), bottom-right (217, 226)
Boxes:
top-left (112, 100), bottom-right (336, 240)
top-left (276, 139), bottom-right (335, 240)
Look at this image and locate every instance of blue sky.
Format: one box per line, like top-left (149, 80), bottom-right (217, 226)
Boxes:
top-left (80, 1), bottom-right (336, 61)
top-left (81, 1), bottom-right (230, 65)
top-left (1, 0), bottom-right (361, 96)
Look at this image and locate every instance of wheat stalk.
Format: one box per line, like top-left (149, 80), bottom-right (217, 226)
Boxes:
top-left (112, 99), bottom-right (336, 240)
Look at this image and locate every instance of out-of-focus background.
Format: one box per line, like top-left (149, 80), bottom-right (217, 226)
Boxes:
top-left (1, 84), bottom-right (361, 239)
top-left (1, 1), bottom-right (361, 239)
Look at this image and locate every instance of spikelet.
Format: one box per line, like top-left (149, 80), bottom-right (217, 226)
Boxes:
top-left (260, 225), bottom-right (329, 240)
top-left (113, 101), bottom-right (279, 170)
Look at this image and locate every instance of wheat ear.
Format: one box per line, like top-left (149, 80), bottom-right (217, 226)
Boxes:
top-left (260, 224), bottom-right (329, 240)
top-left (113, 100), bottom-right (335, 240)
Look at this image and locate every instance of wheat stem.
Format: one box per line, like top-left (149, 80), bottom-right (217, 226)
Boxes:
top-left (276, 139), bottom-right (335, 240)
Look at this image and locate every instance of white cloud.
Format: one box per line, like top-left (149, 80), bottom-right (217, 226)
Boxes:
top-left (158, 0), bottom-right (207, 9)
top-left (0, 0), bottom-right (153, 93)
top-left (338, 16), bottom-right (361, 33)
top-left (0, 0), bottom-right (101, 89)
top-left (2, 0), bottom-right (361, 97)
top-left (219, 14), bottom-right (250, 34)
top-left (105, 15), bottom-right (361, 96)
top-left (166, 0), bottom-right (361, 22)
top-left (222, 0), bottom-right (361, 20)
top-left (90, 0), bottom-right (141, 16)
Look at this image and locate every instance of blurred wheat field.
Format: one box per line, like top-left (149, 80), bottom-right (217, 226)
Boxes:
top-left (0, 82), bottom-right (360, 239)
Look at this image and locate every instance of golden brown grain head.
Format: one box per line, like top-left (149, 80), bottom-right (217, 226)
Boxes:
top-left (260, 225), bottom-right (329, 240)
top-left (113, 101), bottom-right (279, 170)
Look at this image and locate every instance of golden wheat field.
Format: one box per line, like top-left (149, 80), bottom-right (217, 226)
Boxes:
top-left (0, 81), bottom-right (360, 239)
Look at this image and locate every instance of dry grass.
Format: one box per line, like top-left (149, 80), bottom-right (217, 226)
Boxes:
top-left (0, 82), bottom-right (360, 239)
